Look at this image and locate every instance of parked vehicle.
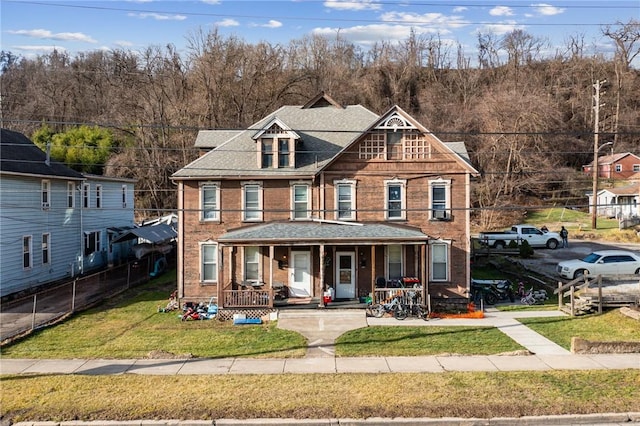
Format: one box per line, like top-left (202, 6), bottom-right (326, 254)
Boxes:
top-left (556, 250), bottom-right (640, 280)
top-left (478, 224), bottom-right (561, 249)
top-left (470, 279), bottom-right (515, 305)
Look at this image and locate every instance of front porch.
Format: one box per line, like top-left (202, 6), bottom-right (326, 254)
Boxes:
top-left (213, 221), bottom-right (435, 310)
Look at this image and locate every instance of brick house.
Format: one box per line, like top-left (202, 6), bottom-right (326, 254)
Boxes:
top-left (171, 93), bottom-right (479, 311)
top-left (583, 152), bottom-right (640, 180)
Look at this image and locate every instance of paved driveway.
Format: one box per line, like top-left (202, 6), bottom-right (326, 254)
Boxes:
top-left (517, 240), bottom-right (640, 281)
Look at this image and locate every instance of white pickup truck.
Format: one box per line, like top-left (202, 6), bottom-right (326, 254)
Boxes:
top-left (478, 224), bottom-right (561, 250)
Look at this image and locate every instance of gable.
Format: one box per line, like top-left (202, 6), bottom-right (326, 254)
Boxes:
top-left (323, 105), bottom-right (479, 175)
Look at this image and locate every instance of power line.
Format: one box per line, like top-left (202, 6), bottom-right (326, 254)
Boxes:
top-left (5, 1), bottom-right (637, 28)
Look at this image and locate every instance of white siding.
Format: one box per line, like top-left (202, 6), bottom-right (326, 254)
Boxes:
top-left (0, 176), bottom-right (82, 296)
top-left (0, 175), bottom-right (136, 297)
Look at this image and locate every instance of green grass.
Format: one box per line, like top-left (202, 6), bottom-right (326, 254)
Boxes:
top-left (1, 271), bottom-right (307, 359)
top-left (520, 309), bottom-right (640, 350)
top-left (336, 325), bottom-right (524, 356)
top-left (2, 371), bottom-right (640, 422)
top-left (524, 208), bottom-right (640, 242)
top-left (4, 267), bottom-right (638, 359)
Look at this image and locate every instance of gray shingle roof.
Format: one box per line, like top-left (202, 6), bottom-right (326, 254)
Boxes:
top-left (218, 221), bottom-right (429, 244)
top-left (194, 130), bottom-right (243, 149)
top-left (172, 103), bottom-right (379, 179)
top-left (0, 128), bottom-right (84, 179)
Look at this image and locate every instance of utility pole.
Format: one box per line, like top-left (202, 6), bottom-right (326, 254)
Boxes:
top-left (591, 79), bottom-right (605, 230)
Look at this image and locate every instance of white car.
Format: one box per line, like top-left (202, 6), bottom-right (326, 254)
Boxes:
top-left (556, 250), bottom-right (640, 280)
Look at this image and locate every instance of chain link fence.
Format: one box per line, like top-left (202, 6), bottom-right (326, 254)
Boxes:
top-left (1, 258), bottom-right (152, 344)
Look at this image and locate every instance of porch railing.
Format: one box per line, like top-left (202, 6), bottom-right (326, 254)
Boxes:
top-left (222, 289), bottom-right (272, 308)
top-left (373, 287), bottom-right (425, 305)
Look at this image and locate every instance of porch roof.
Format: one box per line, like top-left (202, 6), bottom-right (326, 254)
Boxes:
top-left (217, 221), bottom-right (430, 245)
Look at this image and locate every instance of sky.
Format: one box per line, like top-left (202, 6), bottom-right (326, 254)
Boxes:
top-left (1, 0), bottom-right (639, 64)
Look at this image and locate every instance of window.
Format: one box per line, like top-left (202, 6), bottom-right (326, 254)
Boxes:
top-left (201, 243), bottom-right (218, 282)
top-left (615, 164), bottom-right (622, 172)
top-left (633, 164), bottom-right (640, 172)
top-left (244, 246), bottom-right (260, 282)
top-left (278, 138), bottom-right (290, 167)
top-left (83, 183), bottom-right (90, 209)
top-left (430, 242), bottom-right (449, 281)
top-left (23, 236), bottom-right (32, 269)
top-left (67, 182), bottom-right (75, 208)
top-left (387, 245), bottom-right (403, 280)
top-left (201, 183), bottom-right (220, 221)
top-left (121, 185), bottom-right (127, 208)
top-left (359, 132), bottom-right (385, 160)
top-left (385, 179), bottom-right (406, 220)
top-left (335, 180), bottom-right (356, 220)
top-left (41, 180), bottom-right (50, 209)
top-left (261, 138), bottom-right (274, 168)
top-left (292, 184), bottom-right (310, 220)
top-left (84, 231), bottom-right (101, 256)
top-left (95, 185), bottom-right (102, 209)
top-left (42, 233), bottom-right (50, 265)
top-left (430, 179), bottom-right (451, 220)
top-left (386, 130), bottom-right (403, 160)
top-left (243, 183), bottom-right (262, 221)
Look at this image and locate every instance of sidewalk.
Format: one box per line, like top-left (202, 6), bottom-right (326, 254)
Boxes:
top-left (2, 352), bottom-right (639, 376)
top-left (2, 308), bottom-right (639, 376)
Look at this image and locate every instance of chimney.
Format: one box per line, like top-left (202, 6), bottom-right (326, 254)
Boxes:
top-left (45, 142), bottom-right (51, 166)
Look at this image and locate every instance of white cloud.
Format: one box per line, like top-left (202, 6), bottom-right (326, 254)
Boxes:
top-left (127, 12), bottom-right (187, 21)
top-left (201, 0), bottom-right (221, 4)
top-left (216, 18), bottom-right (240, 27)
top-left (380, 11), bottom-right (469, 30)
top-left (531, 3), bottom-right (565, 16)
top-left (323, 0), bottom-right (382, 11)
top-left (453, 6), bottom-right (467, 13)
top-left (250, 20), bottom-right (283, 29)
top-left (114, 40), bottom-right (134, 47)
top-left (8, 29), bottom-right (97, 43)
top-left (263, 20), bottom-right (283, 29)
top-left (476, 21), bottom-right (524, 36)
top-left (490, 6), bottom-right (514, 17)
top-left (313, 24), bottom-right (458, 46)
top-left (13, 45), bottom-right (66, 52)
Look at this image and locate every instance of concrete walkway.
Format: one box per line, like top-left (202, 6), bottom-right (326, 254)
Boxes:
top-left (3, 308), bottom-right (639, 376)
top-left (278, 307), bottom-right (572, 357)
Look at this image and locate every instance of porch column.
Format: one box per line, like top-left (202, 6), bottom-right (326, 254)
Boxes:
top-left (370, 245), bottom-right (376, 297)
top-left (269, 245), bottom-right (274, 308)
top-left (217, 245), bottom-right (224, 308)
top-left (319, 243), bottom-right (325, 307)
top-left (422, 243), bottom-right (429, 312)
top-left (269, 245), bottom-right (274, 287)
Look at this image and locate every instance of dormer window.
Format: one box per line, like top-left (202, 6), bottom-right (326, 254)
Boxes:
top-left (278, 139), bottom-right (290, 167)
top-left (262, 138), bottom-right (274, 167)
top-left (254, 118), bottom-right (299, 169)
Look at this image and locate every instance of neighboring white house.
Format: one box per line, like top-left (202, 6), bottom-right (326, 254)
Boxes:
top-left (0, 128), bottom-right (136, 297)
top-left (588, 183), bottom-right (640, 219)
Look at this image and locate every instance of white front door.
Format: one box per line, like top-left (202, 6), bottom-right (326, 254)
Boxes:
top-left (335, 252), bottom-right (356, 299)
top-left (289, 251), bottom-right (311, 297)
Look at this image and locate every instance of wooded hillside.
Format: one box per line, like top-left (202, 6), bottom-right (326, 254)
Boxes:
top-left (1, 22), bottom-right (639, 227)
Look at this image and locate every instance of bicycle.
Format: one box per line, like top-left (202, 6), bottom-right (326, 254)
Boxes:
top-left (367, 294), bottom-right (403, 318)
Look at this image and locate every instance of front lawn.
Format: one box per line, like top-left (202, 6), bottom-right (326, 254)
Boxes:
top-left (519, 309), bottom-right (640, 350)
top-left (1, 272), bottom-right (307, 359)
top-left (335, 325), bottom-right (524, 356)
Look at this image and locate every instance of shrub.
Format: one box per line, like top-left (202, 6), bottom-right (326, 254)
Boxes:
top-left (519, 240), bottom-right (534, 258)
